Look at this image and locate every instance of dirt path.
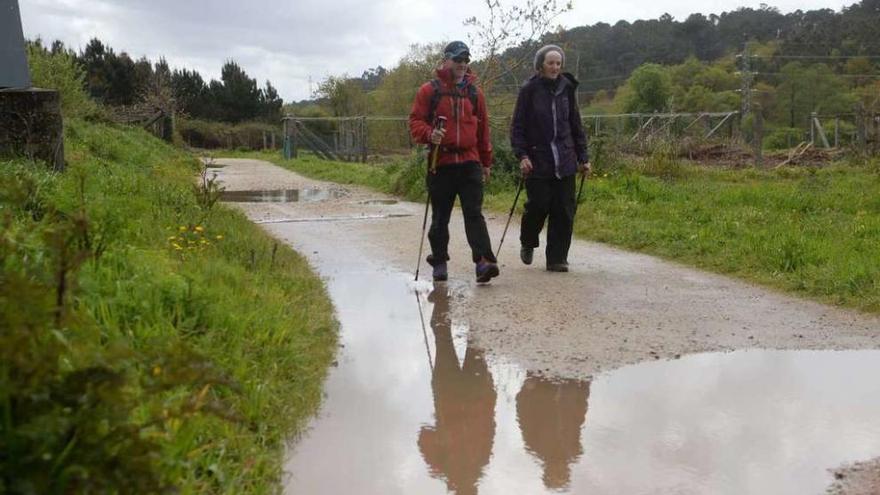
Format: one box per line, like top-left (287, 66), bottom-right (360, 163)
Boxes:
top-left (213, 158), bottom-right (880, 493)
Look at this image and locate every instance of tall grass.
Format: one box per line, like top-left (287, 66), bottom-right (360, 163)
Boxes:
top-left (1, 121), bottom-right (337, 492)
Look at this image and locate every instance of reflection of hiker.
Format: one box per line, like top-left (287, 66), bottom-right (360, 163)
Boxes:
top-left (510, 44), bottom-right (590, 272)
top-left (409, 40), bottom-right (499, 284)
top-left (516, 373), bottom-right (591, 490)
top-left (418, 284), bottom-right (496, 495)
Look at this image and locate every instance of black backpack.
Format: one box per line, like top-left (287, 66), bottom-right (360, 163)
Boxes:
top-left (426, 79), bottom-right (480, 123)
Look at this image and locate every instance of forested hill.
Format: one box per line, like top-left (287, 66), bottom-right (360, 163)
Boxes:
top-left (512, 0), bottom-right (880, 93)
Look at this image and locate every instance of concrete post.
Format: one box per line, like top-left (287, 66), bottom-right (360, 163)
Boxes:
top-left (0, 88), bottom-right (65, 171)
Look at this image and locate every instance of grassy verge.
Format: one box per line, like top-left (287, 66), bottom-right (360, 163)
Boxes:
top-left (2, 121), bottom-right (336, 492)
top-left (228, 149), bottom-right (880, 313)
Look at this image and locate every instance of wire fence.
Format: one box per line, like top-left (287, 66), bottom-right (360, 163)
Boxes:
top-left (281, 111), bottom-right (749, 162)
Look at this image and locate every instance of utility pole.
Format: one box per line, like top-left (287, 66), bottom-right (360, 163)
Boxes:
top-left (739, 42), bottom-right (752, 120)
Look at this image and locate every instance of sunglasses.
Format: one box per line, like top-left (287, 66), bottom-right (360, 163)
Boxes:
top-left (452, 55), bottom-right (470, 63)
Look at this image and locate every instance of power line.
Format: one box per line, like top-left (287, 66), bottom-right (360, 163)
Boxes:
top-left (750, 54), bottom-right (880, 59)
top-left (753, 71), bottom-right (880, 78)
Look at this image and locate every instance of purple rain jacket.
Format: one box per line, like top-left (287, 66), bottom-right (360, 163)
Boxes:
top-left (510, 73), bottom-right (589, 179)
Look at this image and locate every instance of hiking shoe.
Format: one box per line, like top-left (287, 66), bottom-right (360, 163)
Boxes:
top-left (546, 262), bottom-right (569, 272)
top-left (432, 262), bottom-right (448, 282)
top-left (520, 246), bottom-right (534, 265)
top-left (475, 260), bottom-right (500, 283)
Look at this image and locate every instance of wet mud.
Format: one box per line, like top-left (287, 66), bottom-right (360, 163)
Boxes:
top-left (211, 158), bottom-right (880, 494)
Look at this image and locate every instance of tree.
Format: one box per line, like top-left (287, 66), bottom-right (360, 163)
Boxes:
top-left (316, 75), bottom-right (368, 116)
top-left (774, 62), bottom-right (856, 126)
top-left (370, 43), bottom-right (441, 116)
top-left (203, 60), bottom-right (262, 123)
top-left (464, 0), bottom-right (573, 92)
top-left (261, 81), bottom-right (283, 122)
top-left (171, 68), bottom-right (206, 116)
top-left (622, 63), bottom-right (672, 113)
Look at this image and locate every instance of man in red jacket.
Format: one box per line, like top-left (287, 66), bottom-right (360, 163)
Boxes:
top-left (409, 41), bottom-right (499, 283)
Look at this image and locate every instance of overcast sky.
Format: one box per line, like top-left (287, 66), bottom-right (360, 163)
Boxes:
top-left (20, 0), bottom-right (850, 102)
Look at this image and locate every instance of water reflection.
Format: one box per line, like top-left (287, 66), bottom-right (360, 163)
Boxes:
top-left (419, 284), bottom-right (496, 495)
top-left (278, 254), bottom-right (880, 494)
top-left (220, 188), bottom-right (343, 203)
top-left (517, 374), bottom-right (591, 491)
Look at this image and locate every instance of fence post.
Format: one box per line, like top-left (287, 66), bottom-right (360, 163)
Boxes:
top-left (361, 116), bottom-right (368, 163)
top-left (292, 119), bottom-right (299, 158)
top-left (753, 110), bottom-right (763, 168)
top-left (856, 104), bottom-right (866, 154)
top-left (834, 117), bottom-right (840, 148)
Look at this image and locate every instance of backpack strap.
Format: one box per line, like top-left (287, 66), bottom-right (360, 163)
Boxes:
top-left (427, 79), bottom-right (480, 124)
top-left (466, 84), bottom-right (479, 117)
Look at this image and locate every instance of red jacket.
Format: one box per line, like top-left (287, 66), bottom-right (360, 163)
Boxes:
top-left (409, 67), bottom-right (493, 169)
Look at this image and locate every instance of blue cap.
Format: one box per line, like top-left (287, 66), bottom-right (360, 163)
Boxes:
top-left (443, 41), bottom-right (470, 59)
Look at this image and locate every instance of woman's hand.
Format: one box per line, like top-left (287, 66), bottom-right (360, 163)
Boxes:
top-left (579, 161), bottom-right (592, 177)
top-left (520, 157), bottom-right (533, 176)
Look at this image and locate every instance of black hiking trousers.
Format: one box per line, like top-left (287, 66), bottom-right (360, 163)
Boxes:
top-left (520, 174), bottom-right (576, 265)
top-left (427, 161), bottom-right (497, 264)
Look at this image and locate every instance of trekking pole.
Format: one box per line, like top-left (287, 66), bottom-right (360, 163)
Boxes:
top-left (414, 290), bottom-right (434, 370)
top-left (415, 116), bottom-right (447, 281)
top-left (575, 171), bottom-right (587, 213)
top-left (577, 174), bottom-right (586, 202)
top-left (494, 175), bottom-right (524, 259)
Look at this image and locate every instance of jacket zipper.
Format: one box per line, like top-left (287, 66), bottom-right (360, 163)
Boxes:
top-left (456, 92), bottom-right (461, 163)
top-left (550, 88), bottom-right (561, 178)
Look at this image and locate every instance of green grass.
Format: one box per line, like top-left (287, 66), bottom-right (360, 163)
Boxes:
top-left (2, 121), bottom-right (337, 493)
top-left (231, 149), bottom-right (880, 313)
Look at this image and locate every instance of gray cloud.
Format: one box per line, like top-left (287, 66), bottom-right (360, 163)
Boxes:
top-left (20, 0), bottom-right (843, 102)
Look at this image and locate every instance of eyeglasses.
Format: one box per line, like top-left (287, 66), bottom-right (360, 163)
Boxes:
top-left (452, 55), bottom-right (470, 64)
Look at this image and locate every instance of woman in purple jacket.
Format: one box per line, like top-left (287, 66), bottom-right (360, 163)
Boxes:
top-left (510, 45), bottom-right (591, 272)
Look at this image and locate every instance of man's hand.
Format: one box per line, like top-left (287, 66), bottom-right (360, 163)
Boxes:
top-left (579, 161), bottom-right (592, 177)
top-left (520, 157), bottom-right (533, 176)
top-left (482, 167), bottom-right (491, 183)
top-left (430, 127), bottom-right (446, 145)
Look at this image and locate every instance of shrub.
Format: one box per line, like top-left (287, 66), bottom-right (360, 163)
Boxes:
top-left (764, 127), bottom-right (805, 150)
top-left (26, 41), bottom-right (98, 120)
top-left (178, 118), bottom-right (281, 150)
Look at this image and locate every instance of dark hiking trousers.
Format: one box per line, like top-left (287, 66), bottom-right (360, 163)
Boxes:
top-left (427, 161), bottom-right (497, 264)
top-left (520, 174), bottom-right (576, 265)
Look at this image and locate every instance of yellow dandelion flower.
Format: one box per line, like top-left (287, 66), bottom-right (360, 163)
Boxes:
top-left (215, 235), bottom-right (224, 240)
top-left (179, 225), bottom-right (187, 232)
top-left (195, 226), bottom-right (204, 232)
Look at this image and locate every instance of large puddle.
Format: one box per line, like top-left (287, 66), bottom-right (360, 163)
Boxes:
top-left (221, 188), bottom-right (346, 203)
top-left (283, 254), bottom-right (880, 494)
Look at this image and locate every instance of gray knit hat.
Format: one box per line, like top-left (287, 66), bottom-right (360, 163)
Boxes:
top-left (534, 44), bottom-right (565, 71)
